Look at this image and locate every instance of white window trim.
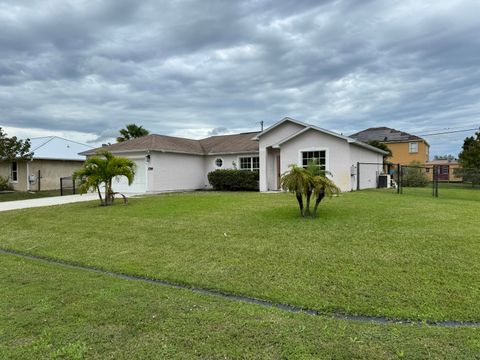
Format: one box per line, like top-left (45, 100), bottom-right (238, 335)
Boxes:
top-left (298, 148), bottom-right (329, 172)
top-left (214, 157), bottom-right (224, 168)
top-left (409, 142), bottom-right (418, 154)
top-left (10, 161), bottom-right (18, 183)
top-left (237, 155), bottom-right (260, 171)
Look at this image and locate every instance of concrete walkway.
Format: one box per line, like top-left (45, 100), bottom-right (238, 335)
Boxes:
top-left (0, 193), bottom-right (100, 212)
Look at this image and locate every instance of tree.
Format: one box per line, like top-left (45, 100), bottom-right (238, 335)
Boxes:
top-left (73, 151), bottom-right (136, 206)
top-left (402, 161), bottom-right (429, 187)
top-left (434, 154), bottom-right (456, 161)
top-left (0, 127), bottom-right (32, 161)
top-left (456, 131), bottom-right (480, 186)
top-left (281, 162), bottom-right (340, 218)
top-left (367, 140), bottom-right (392, 161)
top-left (117, 124), bottom-right (150, 142)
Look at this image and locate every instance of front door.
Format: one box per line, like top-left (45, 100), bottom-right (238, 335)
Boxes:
top-left (438, 165), bottom-right (449, 181)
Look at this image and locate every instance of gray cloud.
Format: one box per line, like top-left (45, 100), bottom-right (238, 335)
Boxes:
top-left (1, 0), bottom-right (479, 156)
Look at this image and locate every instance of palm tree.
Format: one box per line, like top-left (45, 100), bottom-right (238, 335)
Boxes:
top-left (311, 174), bottom-right (340, 217)
top-left (117, 124), bottom-right (150, 142)
top-left (280, 165), bottom-right (312, 217)
top-left (73, 151), bottom-right (136, 206)
top-left (281, 161), bottom-right (340, 218)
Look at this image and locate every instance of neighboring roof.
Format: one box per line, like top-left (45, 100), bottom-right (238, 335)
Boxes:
top-left (29, 136), bottom-right (93, 161)
top-left (426, 159), bottom-right (459, 166)
top-left (350, 127), bottom-right (427, 144)
top-left (80, 132), bottom-right (261, 156)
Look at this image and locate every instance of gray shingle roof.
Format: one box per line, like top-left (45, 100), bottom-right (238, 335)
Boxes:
top-left (350, 127), bottom-right (424, 143)
top-left (81, 132), bottom-right (260, 156)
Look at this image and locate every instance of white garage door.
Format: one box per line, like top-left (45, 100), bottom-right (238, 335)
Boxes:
top-left (112, 159), bottom-right (147, 194)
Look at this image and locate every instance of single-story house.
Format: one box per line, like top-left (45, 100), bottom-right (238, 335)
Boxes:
top-left (0, 136), bottom-right (93, 191)
top-left (425, 159), bottom-right (462, 182)
top-left (81, 117), bottom-right (387, 193)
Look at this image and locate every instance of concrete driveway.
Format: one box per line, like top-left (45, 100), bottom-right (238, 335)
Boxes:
top-left (0, 193), bottom-right (101, 212)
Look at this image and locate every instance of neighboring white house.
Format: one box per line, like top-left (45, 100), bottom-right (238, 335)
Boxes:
top-left (80, 117), bottom-right (386, 193)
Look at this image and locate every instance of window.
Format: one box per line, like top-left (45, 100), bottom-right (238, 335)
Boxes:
top-left (441, 165), bottom-right (449, 175)
top-left (11, 161), bottom-right (18, 182)
top-left (215, 158), bottom-right (223, 168)
top-left (301, 150), bottom-right (326, 170)
top-left (239, 156), bottom-right (259, 171)
top-left (409, 142), bottom-right (418, 153)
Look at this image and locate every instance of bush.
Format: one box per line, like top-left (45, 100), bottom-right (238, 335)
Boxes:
top-left (208, 169), bottom-right (259, 191)
top-left (0, 175), bottom-right (11, 191)
top-left (402, 161), bottom-right (429, 187)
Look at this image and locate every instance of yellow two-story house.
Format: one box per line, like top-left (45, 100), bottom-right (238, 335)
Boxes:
top-left (350, 127), bottom-right (430, 165)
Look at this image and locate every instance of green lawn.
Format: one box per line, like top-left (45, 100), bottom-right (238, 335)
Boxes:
top-left (0, 190), bottom-right (60, 202)
top-left (1, 189), bottom-right (479, 358)
top-left (1, 254), bottom-right (479, 359)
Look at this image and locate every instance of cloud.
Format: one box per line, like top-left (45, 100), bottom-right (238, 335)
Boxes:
top-left (0, 0), bottom-right (479, 156)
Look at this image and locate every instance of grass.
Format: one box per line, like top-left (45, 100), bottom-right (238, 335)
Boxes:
top-left (0, 189), bottom-right (60, 202)
top-left (0, 189), bottom-right (479, 323)
top-left (1, 254), bottom-right (479, 359)
top-left (0, 188), bottom-right (479, 357)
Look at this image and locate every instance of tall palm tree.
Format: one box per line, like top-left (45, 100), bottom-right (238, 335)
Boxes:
top-left (73, 151), bottom-right (136, 206)
top-left (117, 124), bottom-right (150, 142)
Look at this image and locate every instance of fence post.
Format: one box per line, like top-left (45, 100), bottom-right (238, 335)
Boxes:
top-left (397, 163), bottom-right (400, 194)
top-left (356, 162), bottom-right (360, 191)
top-left (60, 177), bottom-right (63, 196)
top-left (38, 170), bottom-right (41, 192)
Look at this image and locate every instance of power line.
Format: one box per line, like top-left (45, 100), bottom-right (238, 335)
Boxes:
top-left (419, 127), bottom-right (479, 137)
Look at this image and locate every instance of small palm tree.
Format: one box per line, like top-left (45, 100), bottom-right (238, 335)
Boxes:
top-left (281, 165), bottom-right (310, 217)
top-left (311, 174), bottom-right (340, 217)
top-left (281, 161), bottom-right (340, 218)
top-left (117, 124), bottom-right (150, 142)
top-left (73, 151), bottom-right (136, 206)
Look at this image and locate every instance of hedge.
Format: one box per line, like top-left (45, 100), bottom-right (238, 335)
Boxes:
top-left (207, 169), bottom-right (259, 191)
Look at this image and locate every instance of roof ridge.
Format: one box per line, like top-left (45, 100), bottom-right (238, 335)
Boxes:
top-left (31, 136), bottom-right (55, 152)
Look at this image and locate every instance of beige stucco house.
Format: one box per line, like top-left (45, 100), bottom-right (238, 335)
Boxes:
top-left (0, 136), bottom-right (93, 191)
top-left (82, 117), bottom-right (387, 194)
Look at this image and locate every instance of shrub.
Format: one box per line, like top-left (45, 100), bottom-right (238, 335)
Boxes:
top-left (402, 161), bottom-right (429, 187)
top-left (208, 169), bottom-right (259, 191)
top-left (0, 175), bottom-right (11, 191)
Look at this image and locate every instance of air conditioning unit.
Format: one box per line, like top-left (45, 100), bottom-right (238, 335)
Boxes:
top-left (378, 174), bottom-right (391, 189)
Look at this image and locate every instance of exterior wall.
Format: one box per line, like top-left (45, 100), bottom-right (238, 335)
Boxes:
top-left (149, 152), bottom-right (205, 192)
top-left (203, 153), bottom-right (259, 188)
top-left (350, 144), bottom-right (384, 190)
top-left (0, 159), bottom-right (82, 191)
top-left (27, 160), bottom-right (84, 191)
top-left (386, 140), bottom-right (429, 165)
top-left (425, 163), bottom-right (462, 182)
top-left (0, 161), bottom-right (27, 191)
top-left (258, 121), bottom-right (305, 191)
top-left (279, 129), bottom-right (352, 192)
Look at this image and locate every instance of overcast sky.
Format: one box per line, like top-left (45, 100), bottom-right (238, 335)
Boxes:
top-left (1, 0), bottom-right (479, 156)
